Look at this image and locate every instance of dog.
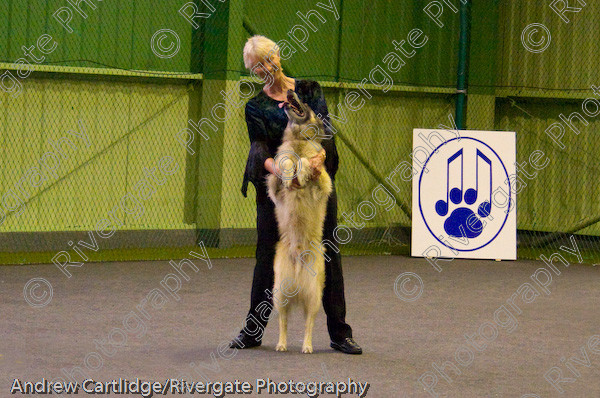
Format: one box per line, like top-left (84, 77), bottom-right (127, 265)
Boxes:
top-left (266, 90), bottom-right (333, 353)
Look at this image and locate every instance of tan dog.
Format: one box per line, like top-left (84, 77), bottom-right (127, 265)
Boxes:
top-left (266, 90), bottom-right (333, 353)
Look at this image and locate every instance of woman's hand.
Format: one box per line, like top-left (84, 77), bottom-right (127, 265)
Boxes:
top-left (265, 158), bottom-right (278, 176)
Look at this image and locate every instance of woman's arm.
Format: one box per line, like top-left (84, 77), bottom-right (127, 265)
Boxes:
top-left (245, 102), bottom-right (293, 180)
top-left (242, 101), bottom-right (272, 196)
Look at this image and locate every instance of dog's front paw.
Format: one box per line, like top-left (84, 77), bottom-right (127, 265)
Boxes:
top-left (275, 343), bottom-right (288, 352)
top-left (296, 158), bottom-right (311, 186)
top-left (302, 344), bottom-right (313, 354)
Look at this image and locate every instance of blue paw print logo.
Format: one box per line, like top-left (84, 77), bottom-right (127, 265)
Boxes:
top-left (418, 137), bottom-right (512, 252)
top-left (435, 149), bottom-right (492, 239)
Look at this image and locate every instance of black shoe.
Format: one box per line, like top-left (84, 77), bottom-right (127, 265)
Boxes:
top-left (229, 332), bottom-right (261, 349)
top-left (330, 337), bottom-right (362, 354)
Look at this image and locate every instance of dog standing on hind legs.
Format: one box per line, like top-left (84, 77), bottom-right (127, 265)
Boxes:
top-left (266, 90), bottom-right (333, 353)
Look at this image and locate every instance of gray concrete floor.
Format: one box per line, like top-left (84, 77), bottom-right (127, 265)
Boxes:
top-left (1, 255), bottom-right (599, 397)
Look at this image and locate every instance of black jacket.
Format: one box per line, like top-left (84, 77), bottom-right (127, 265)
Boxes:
top-left (241, 79), bottom-right (339, 197)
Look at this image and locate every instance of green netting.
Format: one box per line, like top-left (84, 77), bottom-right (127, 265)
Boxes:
top-left (0, 0), bottom-right (598, 264)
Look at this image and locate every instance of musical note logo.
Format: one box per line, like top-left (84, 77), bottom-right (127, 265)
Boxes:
top-left (464, 149), bottom-right (492, 218)
top-left (435, 149), bottom-right (463, 217)
top-left (434, 148), bottom-right (493, 239)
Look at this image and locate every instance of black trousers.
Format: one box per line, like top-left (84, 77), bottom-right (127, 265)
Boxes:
top-left (242, 180), bottom-right (353, 343)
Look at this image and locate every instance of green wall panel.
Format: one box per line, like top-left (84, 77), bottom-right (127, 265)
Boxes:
top-left (0, 77), bottom-right (191, 232)
top-left (498, 1), bottom-right (599, 90)
top-left (243, 0), bottom-right (340, 79)
top-left (495, 99), bottom-right (600, 235)
top-left (338, 0), bottom-right (458, 87)
top-left (242, 0), bottom-right (458, 85)
top-left (1, 0), bottom-right (193, 72)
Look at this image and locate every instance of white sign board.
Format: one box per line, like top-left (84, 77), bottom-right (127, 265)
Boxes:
top-left (411, 129), bottom-right (517, 260)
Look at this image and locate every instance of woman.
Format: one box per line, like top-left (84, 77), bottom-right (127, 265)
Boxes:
top-left (232, 35), bottom-right (361, 355)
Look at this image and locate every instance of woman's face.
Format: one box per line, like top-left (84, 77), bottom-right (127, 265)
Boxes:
top-left (248, 53), bottom-right (281, 83)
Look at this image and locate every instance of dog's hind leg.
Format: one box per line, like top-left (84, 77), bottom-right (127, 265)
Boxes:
top-left (300, 253), bottom-right (325, 354)
top-left (273, 245), bottom-right (290, 352)
top-left (301, 304), bottom-right (318, 354)
top-left (275, 298), bottom-right (288, 352)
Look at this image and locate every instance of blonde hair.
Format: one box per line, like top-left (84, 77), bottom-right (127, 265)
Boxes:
top-left (243, 35), bottom-right (280, 70)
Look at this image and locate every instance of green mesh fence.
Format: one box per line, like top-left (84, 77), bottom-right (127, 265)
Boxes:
top-left (468, 1), bottom-right (600, 263)
top-left (0, 0), bottom-right (598, 264)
